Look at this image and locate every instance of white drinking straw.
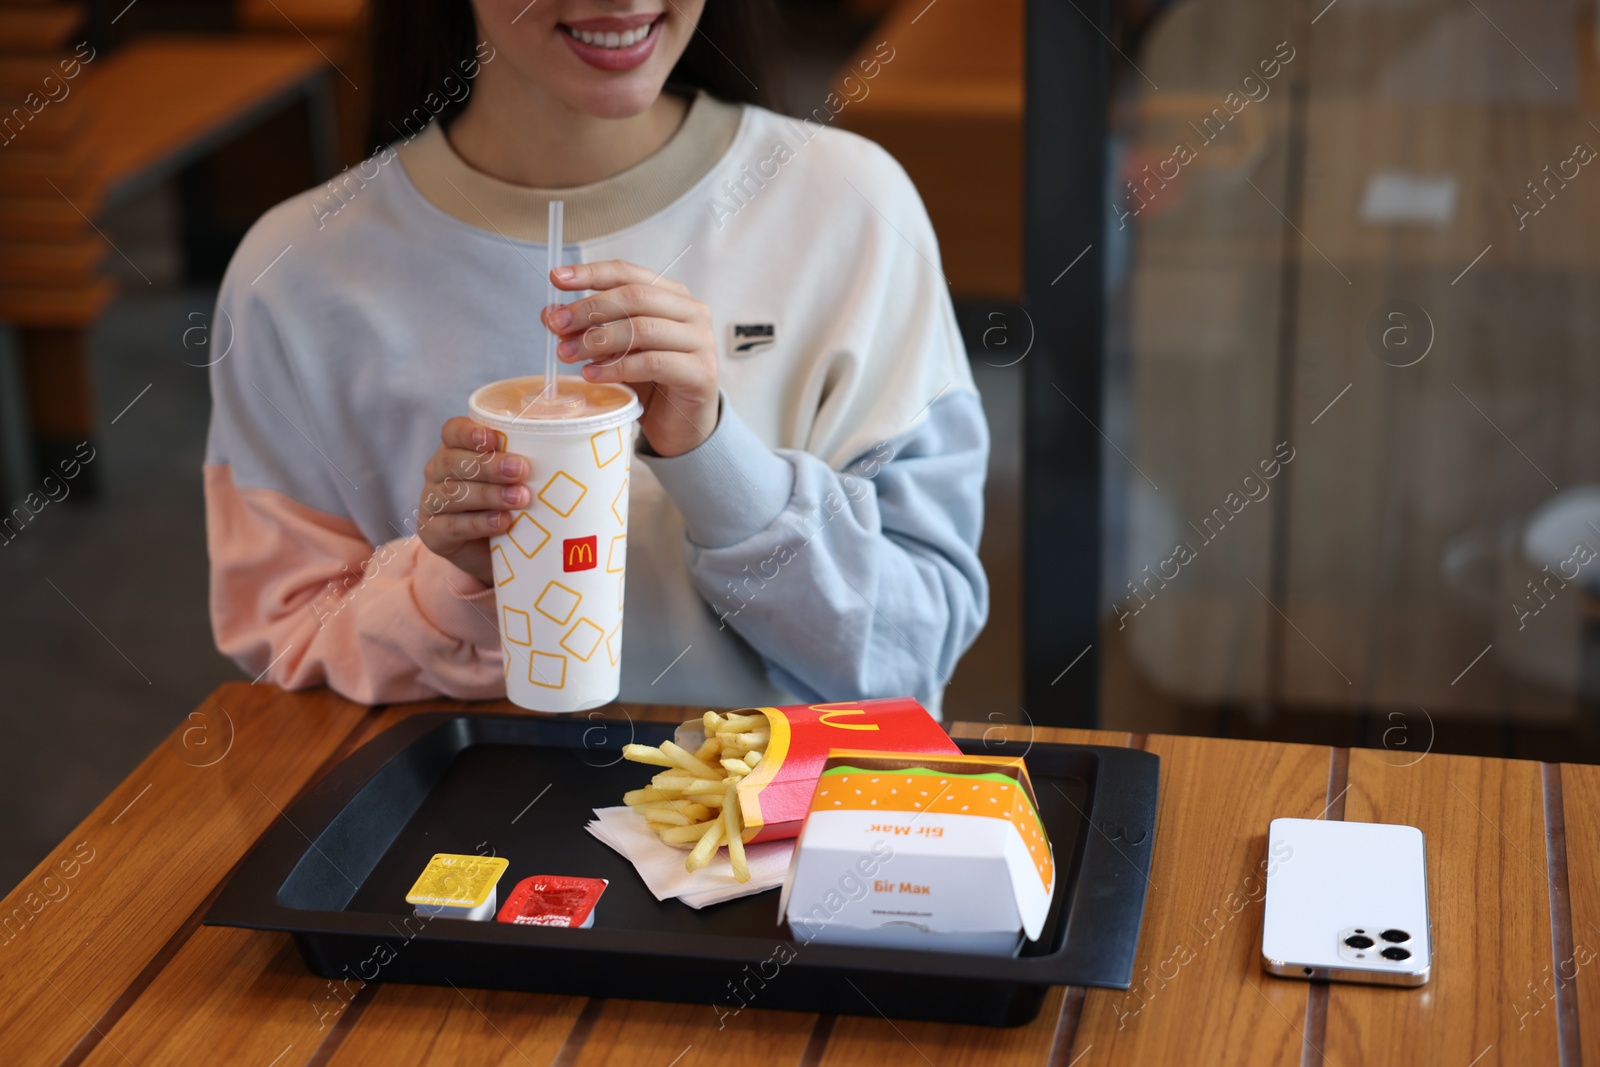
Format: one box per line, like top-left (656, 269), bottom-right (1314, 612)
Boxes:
top-left (542, 199), bottom-right (565, 403)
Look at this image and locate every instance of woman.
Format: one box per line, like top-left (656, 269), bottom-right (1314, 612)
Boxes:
top-left (204, 0), bottom-right (988, 714)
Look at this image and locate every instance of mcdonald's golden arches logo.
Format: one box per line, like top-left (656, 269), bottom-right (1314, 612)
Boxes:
top-left (814, 704), bottom-right (881, 731)
top-left (562, 535), bottom-right (597, 572)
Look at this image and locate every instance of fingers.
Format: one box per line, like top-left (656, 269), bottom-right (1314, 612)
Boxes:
top-left (550, 259), bottom-right (690, 297)
top-left (430, 479), bottom-right (530, 514)
top-left (416, 478), bottom-right (525, 549)
top-left (423, 509), bottom-right (513, 541)
top-left (420, 420), bottom-right (541, 563)
top-left (557, 316), bottom-right (702, 363)
top-left (442, 416), bottom-right (502, 451)
top-left (581, 349), bottom-right (711, 392)
top-left (424, 447), bottom-right (530, 485)
top-left (544, 285), bottom-right (703, 340)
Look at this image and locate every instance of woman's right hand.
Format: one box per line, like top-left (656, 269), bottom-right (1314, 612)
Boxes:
top-left (417, 417), bottom-right (531, 587)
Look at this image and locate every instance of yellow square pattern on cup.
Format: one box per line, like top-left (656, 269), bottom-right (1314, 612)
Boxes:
top-left (611, 478), bottom-right (628, 526)
top-left (502, 606), bottom-right (532, 646)
top-left (535, 580), bottom-right (582, 626)
top-left (491, 544), bottom-right (514, 586)
top-left (562, 618), bottom-right (605, 662)
top-left (538, 471), bottom-right (587, 517)
top-left (591, 426), bottom-right (624, 468)
top-left (529, 649), bottom-right (567, 689)
top-left (507, 512), bottom-right (550, 559)
top-left (605, 534), bottom-right (626, 574)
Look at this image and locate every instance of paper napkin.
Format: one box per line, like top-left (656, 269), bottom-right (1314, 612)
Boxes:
top-left (587, 806), bottom-right (793, 909)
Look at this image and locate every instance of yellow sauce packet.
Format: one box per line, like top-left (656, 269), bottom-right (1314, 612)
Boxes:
top-left (405, 853), bottom-right (509, 908)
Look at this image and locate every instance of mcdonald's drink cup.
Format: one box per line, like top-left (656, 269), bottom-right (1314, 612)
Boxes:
top-left (469, 376), bottom-right (643, 712)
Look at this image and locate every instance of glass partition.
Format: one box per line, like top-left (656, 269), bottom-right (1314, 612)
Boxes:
top-left (1101, 0), bottom-right (1600, 759)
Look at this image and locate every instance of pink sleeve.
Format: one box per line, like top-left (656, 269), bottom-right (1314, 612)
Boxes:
top-left (205, 463), bottom-right (506, 704)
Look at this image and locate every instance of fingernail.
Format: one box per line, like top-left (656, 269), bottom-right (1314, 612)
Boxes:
top-left (474, 427), bottom-right (490, 448)
top-left (582, 363), bottom-right (600, 380)
top-left (502, 485), bottom-right (527, 506)
top-left (500, 456), bottom-right (523, 477)
top-left (550, 307), bottom-right (572, 330)
top-left (552, 265), bottom-right (575, 282)
top-left (558, 338), bottom-right (577, 358)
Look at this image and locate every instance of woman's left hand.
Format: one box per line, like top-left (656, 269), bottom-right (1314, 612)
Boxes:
top-left (544, 260), bottom-right (718, 458)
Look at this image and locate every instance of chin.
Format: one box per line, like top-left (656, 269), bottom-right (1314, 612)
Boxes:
top-left (563, 79), bottom-right (671, 120)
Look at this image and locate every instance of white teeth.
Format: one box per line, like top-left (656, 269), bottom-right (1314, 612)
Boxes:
top-left (569, 22), bottom-right (650, 48)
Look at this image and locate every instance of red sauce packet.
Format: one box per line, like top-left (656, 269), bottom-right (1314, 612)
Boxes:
top-left (496, 875), bottom-right (608, 928)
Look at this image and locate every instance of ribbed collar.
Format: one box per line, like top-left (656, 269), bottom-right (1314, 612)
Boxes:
top-left (397, 90), bottom-right (742, 242)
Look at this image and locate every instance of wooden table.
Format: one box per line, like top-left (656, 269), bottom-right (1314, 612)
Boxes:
top-left (2, 683), bottom-right (1593, 1065)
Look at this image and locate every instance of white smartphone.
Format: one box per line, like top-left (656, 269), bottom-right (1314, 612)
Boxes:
top-left (1261, 817), bottom-right (1432, 986)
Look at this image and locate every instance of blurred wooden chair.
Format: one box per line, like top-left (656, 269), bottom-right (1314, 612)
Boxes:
top-left (832, 0), bottom-right (1024, 300)
top-left (0, 1), bottom-right (337, 491)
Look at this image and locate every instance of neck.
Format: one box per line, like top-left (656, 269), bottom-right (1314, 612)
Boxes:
top-left (447, 72), bottom-right (688, 188)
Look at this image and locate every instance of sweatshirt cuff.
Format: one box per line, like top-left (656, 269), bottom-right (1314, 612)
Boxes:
top-left (641, 395), bottom-right (795, 549)
top-left (413, 543), bottom-right (501, 646)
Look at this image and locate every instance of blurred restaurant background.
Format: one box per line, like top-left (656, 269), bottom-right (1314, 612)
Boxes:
top-left (3, 0), bottom-right (1599, 891)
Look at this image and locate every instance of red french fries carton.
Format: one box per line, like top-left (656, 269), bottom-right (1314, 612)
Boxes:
top-left (673, 699), bottom-right (959, 844)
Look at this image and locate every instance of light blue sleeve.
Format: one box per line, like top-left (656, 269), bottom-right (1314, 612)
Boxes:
top-left (641, 390), bottom-right (989, 711)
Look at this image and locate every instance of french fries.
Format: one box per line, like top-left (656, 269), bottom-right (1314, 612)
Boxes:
top-left (620, 711), bottom-right (767, 882)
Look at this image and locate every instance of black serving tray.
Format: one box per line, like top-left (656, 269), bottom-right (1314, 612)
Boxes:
top-left (206, 713), bottom-right (1158, 1027)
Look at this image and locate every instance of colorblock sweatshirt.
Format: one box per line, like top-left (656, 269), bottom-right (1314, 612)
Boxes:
top-left (204, 90), bottom-right (989, 715)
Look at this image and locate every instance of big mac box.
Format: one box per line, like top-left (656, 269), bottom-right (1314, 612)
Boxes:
top-left (779, 751), bottom-right (1056, 955)
top-left (670, 699), bottom-right (960, 843)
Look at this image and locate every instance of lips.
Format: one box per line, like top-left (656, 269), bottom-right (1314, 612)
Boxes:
top-left (559, 14), bottom-right (662, 73)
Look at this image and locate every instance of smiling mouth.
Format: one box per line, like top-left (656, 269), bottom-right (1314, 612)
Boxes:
top-left (560, 16), bottom-right (661, 50)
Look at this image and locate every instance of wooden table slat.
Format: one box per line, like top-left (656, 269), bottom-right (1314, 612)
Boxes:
top-left (818, 986), bottom-right (1066, 1067)
top-left (1556, 763), bottom-right (1600, 1067)
top-left (568, 998), bottom-right (818, 1067)
top-left (77, 929), bottom-right (341, 1067)
top-left (1068, 734), bottom-right (1335, 1065)
top-left (1326, 750), bottom-right (1561, 1066)
top-left (0, 683), bottom-right (374, 1067)
top-left (63, 702), bottom-right (431, 1067)
top-left (325, 985), bottom-right (588, 1067)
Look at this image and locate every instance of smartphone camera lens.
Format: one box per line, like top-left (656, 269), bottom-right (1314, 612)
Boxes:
top-left (1344, 934), bottom-right (1375, 949)
top-left (1380, 929), bottom-right (1410, 943)
top-left (1381, 946), bottom-right (1411, 961)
